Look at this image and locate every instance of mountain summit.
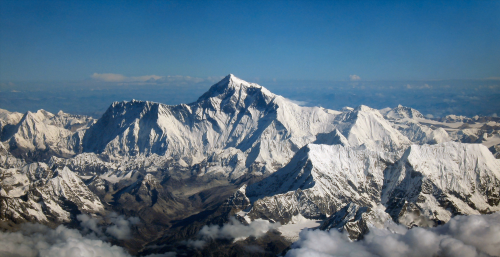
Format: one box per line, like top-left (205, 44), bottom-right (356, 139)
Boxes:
top-left (81, 75), bottom-right (342, 178)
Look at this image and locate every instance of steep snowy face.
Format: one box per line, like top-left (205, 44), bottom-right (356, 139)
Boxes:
top-left (82, 100), bottom-right (168, 156)
top-left (246, 144), bottom-right (396, 223)
top-left (195, 74), bottom-right (275, 107)
top-left (335, 105), bottom-right (411, 151)
top-left (7, 111), bottom-right (77, 158)
top-left (82, 74), bottom-right (339, 177)
top-left (48, 110), bottom-right (95, 132)
top-left (383, 142), bottom-right (500, 227)
top-left (243, 141), bottom-right (500, 232)
top-left (1, 109), bottom-right (95, 160)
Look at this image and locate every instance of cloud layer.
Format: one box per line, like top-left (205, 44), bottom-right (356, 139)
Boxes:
top-left (0, 223), bottom-right (132, 257)
top-left (286, 212), bottom-right (500, 257)
top-left (186, 217), bottom-right (281, 248)
top-left (91, 73), bottom-right (224, 85)
top-left (91, 73), bottom-right (163, 83)
top-left (77, 213), bottom-right (140, 240)
top-left (0, 216), bottom-right (176, 257)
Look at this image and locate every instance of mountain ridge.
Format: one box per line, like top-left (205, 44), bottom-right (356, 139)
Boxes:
top-left (1, 74), bottom-right (500, 256)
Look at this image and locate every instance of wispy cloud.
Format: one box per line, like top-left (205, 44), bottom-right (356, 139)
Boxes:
top-left (77, 213), bottom-right (140, 240)
top-left (91, 73), bottom-right (224, 85)
top-left (91, 73), bottom-right (163, 83)
top-left (349, 75), bottom-right (361, 81)
top-left (406, 83), bottom-right (433, 90)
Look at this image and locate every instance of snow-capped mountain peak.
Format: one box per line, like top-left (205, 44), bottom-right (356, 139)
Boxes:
top-left (385, 105), bottom-right (424, 120)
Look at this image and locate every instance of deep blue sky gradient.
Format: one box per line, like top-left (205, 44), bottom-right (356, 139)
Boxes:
top-left (1, 0), bottom-right (499, 81)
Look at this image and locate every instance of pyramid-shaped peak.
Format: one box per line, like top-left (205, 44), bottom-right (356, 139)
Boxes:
top-left (354, 105), bottom-right (376, 112)
top-left (221, 74), bottom-right (262, 89)
top-left (23, 109), bottom-right (54, 122)
top-left (196, 74), bottom-right (274, 103)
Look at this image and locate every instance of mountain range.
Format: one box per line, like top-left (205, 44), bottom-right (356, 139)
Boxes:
top-left (1, 74), bottom-right (499, 256)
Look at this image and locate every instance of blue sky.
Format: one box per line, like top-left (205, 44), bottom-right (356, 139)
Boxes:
top-left (1, 1), bottom-right (500, 118)
top-left (1, 0), bottom-right (499, 81)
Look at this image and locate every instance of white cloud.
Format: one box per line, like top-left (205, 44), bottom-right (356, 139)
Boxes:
top-left (286, 212), bottom-right (500, 257)
top-left (91, 73), bottom-right (128, 82)
top-left (186, 217), bottom-right (281, 249)
top-left (77, 213), bottom-right (102, 236)
top-left (349, 75), bottom-right (361, 81)
top-left (159, 75), bottom-right (204, 84)
top-left (105, 213), bottom-right (140, 240)
top-left (406, 83), bottom-right (433, 90)
top-left (91, 73), bottom-right (224, 85)
top-left (0, 217), bottom-right (174, 257)
top-left (91, 73), bottom-right (163, 83)
top-left (0, 223), bottom-right (132, 257)
top-left (77, 213), bottom-right (140, 240)
top-left (425, 114), bottom-right (434, 119)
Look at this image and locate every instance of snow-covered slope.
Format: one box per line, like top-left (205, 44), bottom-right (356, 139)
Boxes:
top-left (0, 163), bottom-right (103, 223)
top-left (383, 142), bottom-right (500, 227)
top-left (1, 75), bottom-right (500, 251)
top-left (1, 109), bottom-right (95, 160)
top-left (82, 74), bottom-right (339, 178)
top-left (246, 144), bottom-right (397, 223)
top-left (239, 141), bottom-right (500, 241)
top-left (335, 105), bottom-right (411, 151)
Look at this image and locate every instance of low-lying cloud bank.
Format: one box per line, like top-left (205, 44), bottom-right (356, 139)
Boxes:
top-left (0, 213), bottom-right (176, 257)
top-left (186, 217), bottom-right (281, 248)
top-left (0, 223), bottom-right (132, 257)
top-left (286, 212), bottom-right (500, 257)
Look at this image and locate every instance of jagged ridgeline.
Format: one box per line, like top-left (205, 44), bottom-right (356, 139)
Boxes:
top-left (1, 74), bottom-right (500, 256)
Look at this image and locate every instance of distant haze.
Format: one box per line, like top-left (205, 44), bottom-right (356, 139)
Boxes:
top-left (1, 77), bottom-right (499, 118)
